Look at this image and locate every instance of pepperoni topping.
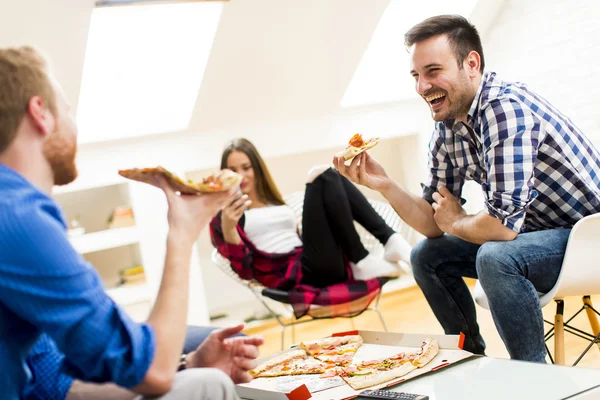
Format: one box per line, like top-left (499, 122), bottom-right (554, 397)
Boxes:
top-left (348, 133), bottom-right (364, 148)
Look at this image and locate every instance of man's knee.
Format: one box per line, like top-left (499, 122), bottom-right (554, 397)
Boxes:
top-left (476, 241), bottom-right (516, 282)
top-left (161, 368), bottom-right (238, 400)
top-left (410, 238), bottom-right (438, 280)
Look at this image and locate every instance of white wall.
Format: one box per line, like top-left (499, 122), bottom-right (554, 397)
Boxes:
top-left (484, 0), bottom-right (600, 146)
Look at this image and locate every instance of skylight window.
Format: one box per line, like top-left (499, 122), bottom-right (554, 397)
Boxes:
top-left (76, 2), bottom-right (223, 144)
top-left (341, 0), bottom-right (478, 108)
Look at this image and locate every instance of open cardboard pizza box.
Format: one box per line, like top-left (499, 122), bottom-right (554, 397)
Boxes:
top-left (236, 330), bottom-right (473, 400)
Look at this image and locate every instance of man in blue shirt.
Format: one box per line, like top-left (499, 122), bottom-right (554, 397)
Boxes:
top-left (0, 46), bottom-right (263, 399)
top-left (334, 15), bottom-right (600, 363)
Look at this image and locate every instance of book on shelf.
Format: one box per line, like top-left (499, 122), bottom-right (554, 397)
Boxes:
top-left (118, 264), bottom-right (146, 287)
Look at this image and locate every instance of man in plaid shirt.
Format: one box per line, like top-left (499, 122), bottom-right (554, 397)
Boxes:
top-left (335, 15), bottom-right (600, 362)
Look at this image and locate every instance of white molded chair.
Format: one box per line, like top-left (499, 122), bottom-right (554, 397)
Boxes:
top-left (212, 191), bottom-right (418, 349)
top-left (474, 213), bottom-right (600, 365)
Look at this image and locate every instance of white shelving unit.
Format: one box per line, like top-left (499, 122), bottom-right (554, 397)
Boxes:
top-left (53, 182), bottom-right (153, 321)
top-left (69, 226), bottom-right (140, 254)
top-left (52, 177), bottom-right (212, 325)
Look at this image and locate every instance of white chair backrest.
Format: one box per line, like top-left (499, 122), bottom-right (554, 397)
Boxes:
top-left (551, 213), bottom-right (600, 299)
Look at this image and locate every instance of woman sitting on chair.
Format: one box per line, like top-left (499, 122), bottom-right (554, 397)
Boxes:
top-left (209, 138), bottom-right (411, 317)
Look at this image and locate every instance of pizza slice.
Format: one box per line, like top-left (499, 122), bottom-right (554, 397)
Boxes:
top-left (250, 349), bottom-right (326, 378)
top-left (339, 133), bottom-right (379, 161)
top-left (338, 338), bottom-right (439, 390)
top-left (300, 335), bottom-right (363, 367)
top-left (118, 166), bottom-right (242, 195)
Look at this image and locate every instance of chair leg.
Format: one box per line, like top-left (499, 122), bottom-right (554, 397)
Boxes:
top-left (555, 299), bottom-right (565, 365)
top-left (373, 308), bottom-right (389, 332)
top-left (582, 296), bottom-right (600, 350)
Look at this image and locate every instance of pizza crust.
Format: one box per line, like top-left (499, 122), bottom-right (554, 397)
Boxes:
top-left (339, 137), bottom-right (379, 161)
top-left (412, 338), bottom-right (440, 368)
top-left (250, 349), bottom-right (308, 377)
top-left (300, 335), bottom-right (363, 353)
top-left (343, 363), bottom-right (417, 390)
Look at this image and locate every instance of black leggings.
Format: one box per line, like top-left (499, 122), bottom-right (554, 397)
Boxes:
top-left (300, 168), bottom-right (395, 288)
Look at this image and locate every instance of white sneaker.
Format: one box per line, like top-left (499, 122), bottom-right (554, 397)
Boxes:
top-left (383, 233), bottom-right (412, 264)
top-left (350, 254), bottom-right (401, 281)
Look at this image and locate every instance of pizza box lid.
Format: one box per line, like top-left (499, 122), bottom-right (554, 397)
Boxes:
top-left (237, 330), bottom-right (474, 400)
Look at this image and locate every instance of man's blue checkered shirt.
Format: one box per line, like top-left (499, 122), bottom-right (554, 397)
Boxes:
top-left (422, 72), bottom-right (600, 232)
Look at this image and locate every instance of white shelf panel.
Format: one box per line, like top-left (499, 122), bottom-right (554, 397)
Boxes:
top-left (106, 284), bottom-right (151, 306)
top-left (69, 226), bottom-right (140, 254)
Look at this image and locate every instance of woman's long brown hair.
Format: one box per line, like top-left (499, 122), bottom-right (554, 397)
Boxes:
top-left (220, 138), bottom-right (285, 206)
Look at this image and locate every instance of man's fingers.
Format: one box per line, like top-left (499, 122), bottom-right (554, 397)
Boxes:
top-left (238, 336), bottom-right (265, 347)
top-left (333, 156), bottom-right (349, 178)
top-left (358, 153), bottom-right (367, 182)
top-left (232, 371), bottom-right (254, 384)
top-left (213, 324), bottom-right (245, 340)
top-left (230, 341), bottom-right (261, 359)
top-left (431, 192), bottom-right (442, 203)
top-left (432, 202), bottom-right (439, 212)
top-left (437, 186), bottom-right (452, 197)
top-left (233, 356), bottom-right (259, 371)
top-left (346, 153), bottom-right (361, 181)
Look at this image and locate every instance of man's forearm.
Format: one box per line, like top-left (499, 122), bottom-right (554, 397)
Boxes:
top-left (136, 232), bottom-right (193, 393)
top-left (451, 211), bottom-right (517, 244)
top-left (380, 181), bottom-right (444, 238)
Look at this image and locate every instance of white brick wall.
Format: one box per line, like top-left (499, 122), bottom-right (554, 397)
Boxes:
top-left (483, 0), bottom-right (600, 146)
top-left (461, 0), bottom-right (600, 212)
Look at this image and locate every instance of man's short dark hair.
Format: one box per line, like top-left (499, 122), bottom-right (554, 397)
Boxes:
top-left (405, 15), bottom-right (485, 73)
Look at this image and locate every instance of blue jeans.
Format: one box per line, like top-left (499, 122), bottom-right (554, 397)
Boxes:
top-left (410, 229), bottom-right (570, 362)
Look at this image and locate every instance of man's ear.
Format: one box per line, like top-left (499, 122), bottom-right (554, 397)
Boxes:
top-left (27, 96), bottom-right (55, 137)
top-left (464, 51), bottom-right (481, 77)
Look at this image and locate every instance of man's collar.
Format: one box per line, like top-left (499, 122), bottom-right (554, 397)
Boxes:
top-left (467, 71), bottom-right (491, 125)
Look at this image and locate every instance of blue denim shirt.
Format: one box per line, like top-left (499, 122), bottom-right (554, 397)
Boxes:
top-left (0, 164), bottom-right (155, 399)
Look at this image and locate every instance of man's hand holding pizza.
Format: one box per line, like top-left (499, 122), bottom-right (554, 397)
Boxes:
top-left (155, 175), bottom-right (233, 246)
top-left (333, 152), bottom-right (393, 193)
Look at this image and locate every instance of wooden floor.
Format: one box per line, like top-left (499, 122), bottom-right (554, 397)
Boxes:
top-left (243, 280), bottom-right (600, 369)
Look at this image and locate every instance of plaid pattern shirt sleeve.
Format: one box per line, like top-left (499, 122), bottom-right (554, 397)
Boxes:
top-left (422, 127), bottom-right (465, 204)
top-left (210, 214), bottom-right (254, 281)
top-left (480, 98), bottom-right (540, 231)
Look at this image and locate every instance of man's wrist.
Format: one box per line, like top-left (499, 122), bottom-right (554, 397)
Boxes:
top-left (177, 353), bottom-right (188, 371)
top-left (379, 178), bottom-right (398, 198)
top-left (167, 229), bottom-right (195, 251)
top-left (185, 350), bottom-right (199, 369)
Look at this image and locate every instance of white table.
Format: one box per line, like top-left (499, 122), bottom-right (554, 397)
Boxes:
top-left (389, 356), bottom-right (600, 400)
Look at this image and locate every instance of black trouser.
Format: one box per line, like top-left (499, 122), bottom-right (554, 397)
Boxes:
top-left (300, 168), bottom-right (395, 288)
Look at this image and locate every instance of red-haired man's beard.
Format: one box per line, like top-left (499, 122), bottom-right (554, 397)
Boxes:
top-left (43, 129), bottom-right (78, 186)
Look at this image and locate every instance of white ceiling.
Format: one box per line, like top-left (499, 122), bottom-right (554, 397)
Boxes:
top-left (0, 0), bottom-right (503, 141)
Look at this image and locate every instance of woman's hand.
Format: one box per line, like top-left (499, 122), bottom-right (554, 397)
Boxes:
top-left (222, 192), bottom-right (252, 232)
